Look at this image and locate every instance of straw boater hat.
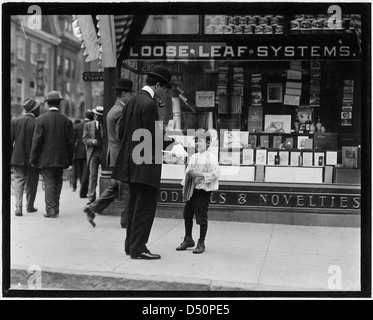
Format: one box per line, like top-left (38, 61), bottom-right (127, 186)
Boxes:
top-left (113, 78), bottom-right (134, 92)
top-left (145, 65), bottom-right (173, 89)
top-left (45, 91), bottom-right (64, 103)
top-left (92, 106), bottom-right (104, 116)
top-left (23, 98), bottom-right (40, 113)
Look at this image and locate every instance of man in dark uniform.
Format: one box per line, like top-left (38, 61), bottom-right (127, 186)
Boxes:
top-left (84, 78), bottom-right (134, 228)
top-left (112, 66), bottom-right (173, 260)
top-left (30, 91), bottom-right (75, 218)
top-left (11, 98), bottom-right (40, 216)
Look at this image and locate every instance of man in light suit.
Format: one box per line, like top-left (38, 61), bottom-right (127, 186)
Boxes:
top-left (82, 106), bottom-right (104, 205)
top-left (30, 91), bottom-right (74, 218)
top-left (11, 98), bottom-right (40, 216)
top-left (83, 79), bottom-right (134, 227)
top-left (112, 65), bottom-right (173, 260)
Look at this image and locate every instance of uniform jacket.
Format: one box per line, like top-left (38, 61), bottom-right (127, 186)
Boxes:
top-left (11, 114), bottom-right (37, 166)
top-left (112, 90), bottom-right (162, 189)
top-left (73, 120), bottom-right (87, 159)
top-left (106, 100), bottom-right (124, 167)
top-left (82, 120), bottom-right (103, 165)
top-left (30, 109), bottom-right (74, 168)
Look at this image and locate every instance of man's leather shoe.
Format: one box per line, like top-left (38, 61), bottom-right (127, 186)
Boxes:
top-left (44, 212), bottom-right (57, 218)
top-left (15, 208), bottom-right (23, 216)
top-left (131, 251), bottom-right (161, 260)
top-left (26, 207), bottom-right (38, 213)
top-left (83, 206), bottom-right (96, 227)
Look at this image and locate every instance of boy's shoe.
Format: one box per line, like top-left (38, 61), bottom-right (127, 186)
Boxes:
top-left (193, 239), bottom-right (205, 254)
top-left (176, 236), bottom-right (195, 251)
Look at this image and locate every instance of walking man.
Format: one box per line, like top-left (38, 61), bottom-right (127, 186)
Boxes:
top-left (11, 98), bottom-right (41, 216)
top-left (112, 65), bottom-right (173, 260)
top-left (79, 110), bottom-right (94, 198)
top-left (30, 91), bottom-right (75, 218)
top-left (84, 79), bottom-right (134, 227)
top-left (82, 106), bottom-right (104, 205)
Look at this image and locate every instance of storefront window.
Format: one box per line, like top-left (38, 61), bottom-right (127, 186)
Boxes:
top-left (142, 15), bottom-right (199, 34)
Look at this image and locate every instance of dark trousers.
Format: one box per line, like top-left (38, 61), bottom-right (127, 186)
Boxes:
top-left (89, 178), bottom-right (130, 226)
top-left (80, 160), bottom-right (89, 198)
top-left (183, 189), bottom-right (211, 225)
top-left (72, 158), bottom-right (85, 190)
top-left (125, 183), bottom-right (159, 255)
top-left (12, 165), bottom-right (39, 210)
top-left (88, 150), bottom-right (102, 202)
top-left (40, 167), bottom-right (64, 214)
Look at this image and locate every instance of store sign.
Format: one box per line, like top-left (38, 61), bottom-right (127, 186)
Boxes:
top-left (128, 37), bottom-right (360, 60)
top-left (36, 62), bottom-right (44, 96)
top-left (83, 72), bottom-right (104, 81)
top-left (158, 188), bottom-right (361, 210)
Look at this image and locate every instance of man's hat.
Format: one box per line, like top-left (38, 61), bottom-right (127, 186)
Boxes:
top-left (92, 106), bottom-right (104, 116)
top-left (85, 110), bottom-right (94, 120)
top-left (23, 98), bottom-right (40, 113)
top-left (145, 65), bottom-right (173, 89)
top-left (114, 78), bottom-right (134, 92)
top-left (45, 91), bottom-right (64, 103)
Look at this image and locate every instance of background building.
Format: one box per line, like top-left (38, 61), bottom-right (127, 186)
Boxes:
top-left (10, 15), bottom-right (103, 120)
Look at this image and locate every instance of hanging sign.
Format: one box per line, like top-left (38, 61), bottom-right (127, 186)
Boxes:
top-left (83, 72), bottom-right (104, 81)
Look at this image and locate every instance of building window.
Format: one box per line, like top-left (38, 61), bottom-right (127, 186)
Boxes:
top-left (57, 55), bottom-right (62, 75)
top-left (16, 77), bottom-right (24, 103)
top-left (17, 37), bottom-right (26, 61)
top-left (71, 60), bottom-right (75, 79)
top-left (42, 46), bottom-right (49, 69)
top-left (30, 42), bottom-right (38, 65)
top-left (65, 57), bottom-right (70, 77)
top-left (29, 80), bottom-right (36, 97)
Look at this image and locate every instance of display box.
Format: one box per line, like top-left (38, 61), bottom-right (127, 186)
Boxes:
top-left (255, 149), bottom-right (267, 165)
top-left (342, 146), bottom-right (359, 168)
top-left (260, 135), bottom-right (269, 148)
top-left (264, 115), bottom-right (292, 133)
top-left (220, 166), bottom-right (255, 182)
top-left (242, 148), bottom-right (254, 165)
top-left (223, 130), bottom-right (249, 148)
top-left (285, 137), bottom-right (294, 149)
top-left (273, 135), bottom-right (282, 149)
top-left (304, 138), bottom-right (313, 150)
top-left (219, 148), bottom-right (241, 166)
top-left (297, 136), bottom-right (309, 149)
top-left (335, 168), bottom-right (361, 184)
top-left (324, 166), bottom-right (334, 184)
top-left (302, 152), bottom-right (313, 166)
top-left (249, 135), bottom-right (257, 148)
top-left (267, 151), bottom-right (278, 165)
top-left (290, 151), bottom-right (301, 166)
top-left (279, 151), bottom-right (289, 165)
top-left (314, 152), bottom-right (325, 166)
top-left (313, 133), bottom-right (338, 150)
top-left (326, 151), bottom-right (338, 165)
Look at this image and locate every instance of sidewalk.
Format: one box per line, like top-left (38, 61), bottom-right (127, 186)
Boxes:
top-left (9, 181), bottom-right (361, 293)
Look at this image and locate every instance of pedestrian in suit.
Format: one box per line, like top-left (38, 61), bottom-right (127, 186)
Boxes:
top-left (30, 91), bottom-right (75, 218)
top-left (11, 98), bottom-right (41, 216)
top-left (112, 65), bottom-right (173, 260)
top-left (84, 79), bottom-right (134, 228)
top-left (79, 110), bottom-right (94, 198)
top-left (82, 106), bottom-right (104, 205)
top-left (71, 119), bottom-right (82, 191)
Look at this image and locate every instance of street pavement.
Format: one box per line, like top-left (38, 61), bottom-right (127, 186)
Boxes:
top-left (7, 179), bottom-right (361, 294)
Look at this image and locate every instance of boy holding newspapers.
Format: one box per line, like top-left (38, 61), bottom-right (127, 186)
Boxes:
top-left (177, 130), bottom-right (219, 254)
